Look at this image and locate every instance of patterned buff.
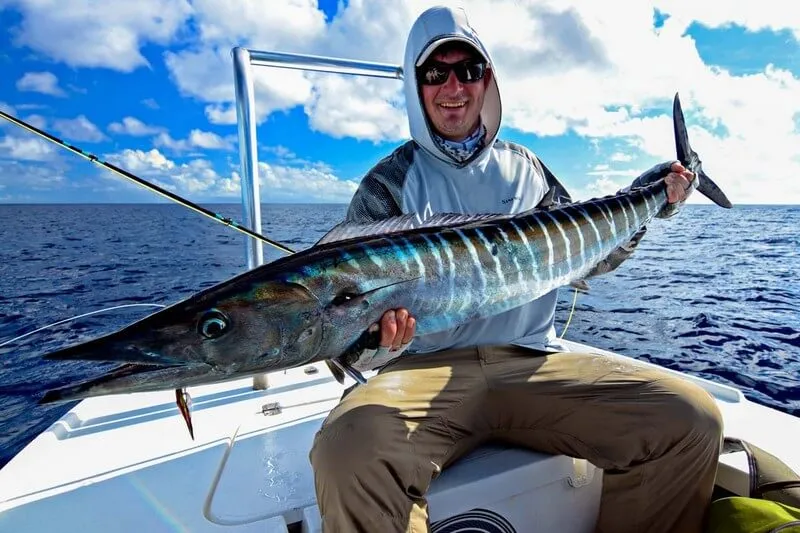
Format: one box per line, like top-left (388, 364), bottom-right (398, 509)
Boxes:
top-left (432, 122), bottom-right (487, 163)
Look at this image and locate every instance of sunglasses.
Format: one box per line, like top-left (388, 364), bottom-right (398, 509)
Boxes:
top-left (417, 59), bottom-right (488, 86)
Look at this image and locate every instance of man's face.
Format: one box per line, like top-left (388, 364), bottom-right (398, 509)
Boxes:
top-left (419, 48), bottom-right (491, 142)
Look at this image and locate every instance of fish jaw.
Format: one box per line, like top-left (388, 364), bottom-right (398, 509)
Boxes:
top-left (39, 362), bottom-right (218, 403)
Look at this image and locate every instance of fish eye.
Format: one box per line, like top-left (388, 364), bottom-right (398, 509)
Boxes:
top-left (331, 291), bottom-right (361, 307)
top-left (197, 309), bottom-right (229, 339)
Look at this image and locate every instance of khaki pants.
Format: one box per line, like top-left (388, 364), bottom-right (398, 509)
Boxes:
top-left (310, 345), bottom-right (723, 533)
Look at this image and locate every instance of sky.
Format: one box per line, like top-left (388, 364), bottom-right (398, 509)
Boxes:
top-left (1, 0), bottom-right (799, 205)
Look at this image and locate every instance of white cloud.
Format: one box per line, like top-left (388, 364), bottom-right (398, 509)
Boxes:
top-left (158, 1), bottom-right (329, 124)
top-left (304, 74), bottom-right (408, 142)
top-left (107, 148), bottom-right (176, 174)
top-left (611, 152), bottom-right (634, 162)
top-left (0, 103), bottom-right (56, 162)
top-left (188, 130), bottom-right (234, 150)
top-left (256, 161), bottom-right (359, 203)
top-left (652, 0), bottom-right (800, 40)
top-left (16, 71), bottom-right (66, 97)
top-left (0, 159), bottom-right (67, 190)
top-left (3, 0), bottom-right (192, 72)
top-left (573, 176), bottom-right (627, 201)
top-left (53, 115), bottom-right (107, 143)
top-left (102, 147), bottom-right (357, 202)
top-left (23, 114), bottom-right (47, 130)
top-left (0, 134), bottom-right (55, 161)
top-left (153, 130), bottom-right (234, 152)
top-left (105, 148), bottom-right (236, 196)
top-left (108, 117), bottom-right (164, 136)
top-left (141, 98), bottom-right (160, 110)
top-left (164, 46), bottom-right (315, 126)
top-left (161, 0), bottom-right (414, 135)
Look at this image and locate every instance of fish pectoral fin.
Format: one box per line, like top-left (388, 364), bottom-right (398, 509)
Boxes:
top-left (328, 358), bottom-right (367, 385)
top-left (324, 360), bottom-right (346, 384)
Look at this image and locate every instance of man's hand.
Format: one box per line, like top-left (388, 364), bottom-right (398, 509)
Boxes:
top-left (371, 308), bottom-right (416, 352)
top-left (351, 308), bottom-right (417, 373)
top-left (665, 161), bottom-right (696, 204)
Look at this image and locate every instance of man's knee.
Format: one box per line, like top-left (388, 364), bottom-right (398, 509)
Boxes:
top-left (658, 377), bottom-right (724, 449)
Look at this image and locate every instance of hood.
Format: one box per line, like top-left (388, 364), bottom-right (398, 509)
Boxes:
top-left (403, 6), bottom-right (502, 166)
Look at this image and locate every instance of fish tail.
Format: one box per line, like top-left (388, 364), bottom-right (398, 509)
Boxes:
top-left (672, 92), bottom-right (733, 209)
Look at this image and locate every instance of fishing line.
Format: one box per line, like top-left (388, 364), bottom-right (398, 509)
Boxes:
top-left (0, 303), bottom-right (167, 349)
top-left (0, 110), bottom-right (296, 256)
top-left (559, 287), bottom-right (579, 339)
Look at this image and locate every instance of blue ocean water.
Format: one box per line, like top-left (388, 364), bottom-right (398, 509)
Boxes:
top-left (0, 203), bottom-right (798, 469)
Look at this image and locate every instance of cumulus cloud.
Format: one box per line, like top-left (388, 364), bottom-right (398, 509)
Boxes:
top-left (2, 0), bottom-right (192, 71)
top-left (16, 71), bottom-right (66, 97)
top-left (651, 1), bottom-right (800, 39)
top-left (53, 116), bottom-right (107, 143)
top-left (108, 117), bottom-right (165, 136)
top-left (153, 130), bottom-right (234, 152)
top-left (106, 148), bottom-right (176, 174)
top-left (164, 45), bottom-right (315, 126)
top-left (102, 147), bottom-right (355, 202)
top-left (304, 74), bottom-right (408, 142)
top-left (0, 134), bottom-right (55, 161)
top-left (256, 161), bottom-right (359, 203)
top-left (0, 102), bottom-right (55, 162)
top-left (0, 159), bottom-right (67, 191)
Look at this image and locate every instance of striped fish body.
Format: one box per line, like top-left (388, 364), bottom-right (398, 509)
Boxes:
top-left (283, 181), bottom-right (667, 364)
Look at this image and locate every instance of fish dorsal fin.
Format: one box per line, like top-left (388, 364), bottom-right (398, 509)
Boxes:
top-left (315, 212), bottom-right (508, 246)
top-left (535, 186), bottom-right (559, 211)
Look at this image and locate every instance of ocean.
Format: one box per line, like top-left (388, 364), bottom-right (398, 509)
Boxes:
top-left (0, 203), bottom-right (798, 469)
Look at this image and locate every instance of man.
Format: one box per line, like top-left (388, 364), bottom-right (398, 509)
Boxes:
top-left (310, 6), bottom-right (723, 533)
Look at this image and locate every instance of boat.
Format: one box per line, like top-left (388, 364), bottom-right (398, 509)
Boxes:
top-left (0, 47), bottom-right (798, 533)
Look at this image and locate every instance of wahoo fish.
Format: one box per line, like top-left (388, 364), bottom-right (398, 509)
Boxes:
top-left (38, 93), bottom-right (732, 434)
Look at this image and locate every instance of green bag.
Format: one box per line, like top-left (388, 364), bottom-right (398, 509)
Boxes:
top-left (707, 437), bottom-right (800, 533)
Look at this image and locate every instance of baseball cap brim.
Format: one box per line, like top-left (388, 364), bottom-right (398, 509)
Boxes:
top-left (415, 36), bottom-right (485, 67)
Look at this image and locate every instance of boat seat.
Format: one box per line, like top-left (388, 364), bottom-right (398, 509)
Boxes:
top-left (208, 413), bottom-right (602, 533)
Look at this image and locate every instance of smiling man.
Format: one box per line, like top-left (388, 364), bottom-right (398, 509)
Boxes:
top-left (309, 6), bottom-right (721, 533)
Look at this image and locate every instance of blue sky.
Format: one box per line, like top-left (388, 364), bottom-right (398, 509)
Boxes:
top-left (1, 1), bottom-right (799, 205)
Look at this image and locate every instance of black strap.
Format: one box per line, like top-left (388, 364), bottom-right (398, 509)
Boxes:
top-left (754, 481), bottom-right (800, 499)
top-left (724, 437), bottom-right (800, 508)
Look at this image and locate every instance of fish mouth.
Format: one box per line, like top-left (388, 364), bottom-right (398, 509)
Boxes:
top-left (39, 360), bottom-right (218, 404)
top-left (43, 335), bottom-right (189, 367)
top-left (41, 304), bottom-right (198, 367)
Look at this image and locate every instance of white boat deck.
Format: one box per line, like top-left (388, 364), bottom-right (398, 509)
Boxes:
top-left (1, 339), bottom-right (797, 532)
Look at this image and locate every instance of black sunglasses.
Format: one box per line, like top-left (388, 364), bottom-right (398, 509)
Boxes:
top-left (417, 59), bottom-right (488, 86)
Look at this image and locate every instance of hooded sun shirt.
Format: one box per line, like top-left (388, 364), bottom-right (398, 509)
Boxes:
top-left (345, 6), bottom-right (575, 356)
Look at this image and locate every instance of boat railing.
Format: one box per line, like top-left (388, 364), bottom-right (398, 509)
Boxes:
top-left (230, 47), bottom-right (404, 389)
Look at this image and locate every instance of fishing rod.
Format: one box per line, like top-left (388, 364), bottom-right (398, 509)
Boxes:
top-left (0, 110), bottom-right (297, 256)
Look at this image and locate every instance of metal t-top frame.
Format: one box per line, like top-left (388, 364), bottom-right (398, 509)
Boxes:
top-left (230, 47), bottom-right (403, 388)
